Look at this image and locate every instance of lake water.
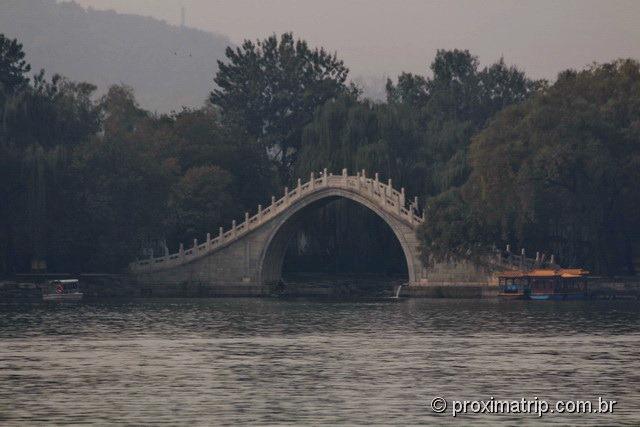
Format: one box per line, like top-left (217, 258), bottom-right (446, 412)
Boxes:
top-left (1, 298), bottom-right (639, 425)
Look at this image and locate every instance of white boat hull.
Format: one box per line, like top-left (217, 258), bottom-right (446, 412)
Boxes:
top-left (42, 293), bottom-right (83, 303)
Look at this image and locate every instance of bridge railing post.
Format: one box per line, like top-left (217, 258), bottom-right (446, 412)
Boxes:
top-left (258, 204), bottom-right (262, 221)
top-left (193, 239), bottom-right (198, 254)
top-left (232, 220), bottom-right (237, 236)
top-left (206, 233), bottom-right (211, 250)
top-left (310, 172), bottom-right (315, 189)
top-left (179, 243), bottom-right (184, 260)
top-left (323, 168), bottom-right (328, 185)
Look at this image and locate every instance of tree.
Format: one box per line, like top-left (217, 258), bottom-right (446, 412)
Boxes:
top-left (385, 49), bottom-right (542, 196)
top-left (420, 59), bottom-right (640, 274)
top-left (67, 85), bottom-right (171, 271)
top-left (166, 107), bottom-right (276, 211)
top-left (211, 32), bottom-right (351, 183)
top-left (167, 165), bottom-right (234, 244)
top-left (0, 34), bottom-right (30, 93)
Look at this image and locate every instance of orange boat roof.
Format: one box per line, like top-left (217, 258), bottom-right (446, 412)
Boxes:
top-left (499, 268), bottom-right (589, 278)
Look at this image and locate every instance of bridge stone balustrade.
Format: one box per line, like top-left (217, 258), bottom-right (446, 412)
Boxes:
top-left (130, 169), bottom-right (429, 288)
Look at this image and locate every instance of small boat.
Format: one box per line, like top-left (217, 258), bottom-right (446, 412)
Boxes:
top-left (498, 269), bottom-right (589, 301)
top-left (42, 279), bottom-right (83, 303)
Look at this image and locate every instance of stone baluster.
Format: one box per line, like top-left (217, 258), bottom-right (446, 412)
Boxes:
top-left (323, 168), bottom-right (328, 185)
top-left (342, 168), bottom-right (347, 178)
top-left (297, 178), bottom-right (301, 194)
top-left (310, 172), bottom-right (315, 189)
top-left (219, 226), bottom-right (224, 238)
top-left (284, 187), bottom-right (289, 205)
top-left (179, 242), bottom-right (184, 259)
top-left (206, 233), bottom-right (211, 249)
top-left (374, 173), bottom-right (379, 195)
top-left (271, 195), bottom-right (276, 207)
top-left (232, 220), bottom-right (237, 236)
top-left (400, 187), bottom-right (406, 206)
top-left (245, 211), bottom-right (249, 226)
top-left (258, 204), bottom-right (262, 219)
top-left (193, 239), bottom-right (198, 254)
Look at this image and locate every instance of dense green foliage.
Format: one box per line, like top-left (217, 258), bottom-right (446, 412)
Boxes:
top-left (1, 32), bottom-right (638, 276)
top-left (0, 36), bottom-right (274, 273)
top-left (420, 60), bottom-right (640, 274)
top-left (291, 50), bottom-right (545, 274)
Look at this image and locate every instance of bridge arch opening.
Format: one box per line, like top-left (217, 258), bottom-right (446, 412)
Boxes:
top-left (259, 190), bottom-right (411, 295)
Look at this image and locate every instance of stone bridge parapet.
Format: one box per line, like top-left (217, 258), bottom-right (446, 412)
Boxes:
top-left (130, 169), bottom-right (428, 287)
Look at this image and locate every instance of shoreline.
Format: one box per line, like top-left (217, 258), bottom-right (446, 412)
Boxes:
top-left (3, 275), bottom-right (640, 301)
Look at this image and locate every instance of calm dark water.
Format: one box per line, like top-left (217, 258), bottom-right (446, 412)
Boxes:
top-left (1, 298), bottom-right (639, 425)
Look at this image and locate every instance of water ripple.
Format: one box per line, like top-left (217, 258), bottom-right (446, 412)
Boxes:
top-left (0, 298), bottom-right (639, 425)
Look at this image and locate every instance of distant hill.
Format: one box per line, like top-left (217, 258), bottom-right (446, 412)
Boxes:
top-left (0, 0), bottom-right (232, 112)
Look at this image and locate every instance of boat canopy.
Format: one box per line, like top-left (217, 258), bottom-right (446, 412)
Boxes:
top-left (498, 269), bottom-right (589, 279)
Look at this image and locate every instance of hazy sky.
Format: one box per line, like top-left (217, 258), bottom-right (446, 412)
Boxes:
top-left (74, 0), bottom-right (640, 80)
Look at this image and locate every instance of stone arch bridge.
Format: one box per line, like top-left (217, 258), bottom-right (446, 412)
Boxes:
top-left (130, 169), bottom-right (436, 289)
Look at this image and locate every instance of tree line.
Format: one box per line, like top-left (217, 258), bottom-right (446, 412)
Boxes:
top-left (1, 32), bottom-right (638, 276)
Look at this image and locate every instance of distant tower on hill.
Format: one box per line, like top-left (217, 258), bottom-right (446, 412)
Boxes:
top-left (180, 6), bottom-right (185, 28)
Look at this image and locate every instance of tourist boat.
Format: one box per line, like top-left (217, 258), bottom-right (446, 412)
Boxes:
top-left (497, 280), bottom-right (529, 300)
top-left (42, 279), bottom-right (83, 303)
top-left (498, 269), bottom-right (589, 300)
